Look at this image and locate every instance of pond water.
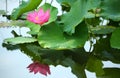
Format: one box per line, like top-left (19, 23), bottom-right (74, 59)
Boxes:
top-left (0, 0), bottom-right (120, 78)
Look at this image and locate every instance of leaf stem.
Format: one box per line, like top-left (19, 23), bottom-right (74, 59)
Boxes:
top-left (45, 0), bottom-right (47, 3)
top-left (5, 0), bottom-right (7, 13)
top-left (50, 0), bottom-right (53, 4)
top-left (5, 0), bottom-right (8, 22)
top-left (85, 19), bottom-right (99, 43)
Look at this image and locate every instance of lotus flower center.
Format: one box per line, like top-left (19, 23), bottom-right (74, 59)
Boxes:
top-left (35, 16), bottom-right (39, 21)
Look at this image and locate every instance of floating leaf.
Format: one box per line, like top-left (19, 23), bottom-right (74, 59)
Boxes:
top-left (11, 0), bottom-right (42, 20)
top-left (26, 21), bottom-right (41, 35)
top-left (56, 0), bottom-right (76, 12)
top-left (59, 0), bottom-right (102, 34)
top-left (4, 37), bottom-right (37, 45)
top-left (86, 0), bottom-right (101, 10)
top-left (0, 10), bottom-right (6, 15)
top-left (40, 3), bottom-right (58, 25)
top-left (91, 26), bottom-right (116, 34)
top-left (0, 20), bottom-right (26, 27)
top-left (38, 22), bottom-right (88, 50)
top-left (56, 0), bottom-right (76, 5)
top-left (85, 12), bottom-right (95, 18)
top-left (110, 28), bottom-right (120, 49)
top-left (60, 0), bottom-right (87, 34)
top-left (100, 0), bottom-right (120, 21)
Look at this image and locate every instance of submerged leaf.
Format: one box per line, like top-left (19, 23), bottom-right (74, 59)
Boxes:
top-left (38, 22), bottom-right (88, 50)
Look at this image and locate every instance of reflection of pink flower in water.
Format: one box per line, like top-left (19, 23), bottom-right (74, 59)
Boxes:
top-left (27, 62), bottom-right (51, 76)
top-left (27, 8), bottom-right (50, 25)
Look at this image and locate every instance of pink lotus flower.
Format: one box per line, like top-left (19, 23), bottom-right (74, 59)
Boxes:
top-left (27, 62), bottom-right (51, 76)
top-left (27, 8), bottom-right (50, 25)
